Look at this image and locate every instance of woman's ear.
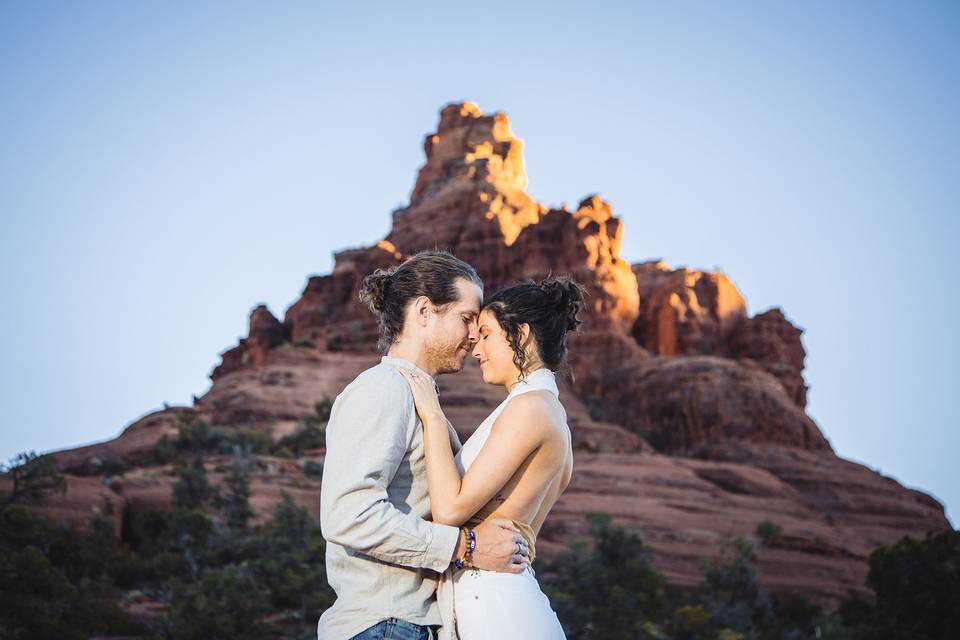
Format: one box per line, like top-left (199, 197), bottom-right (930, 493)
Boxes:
top-left (519, 322), bottom-right (532, 347)
top-left (519, 323), bottom-right (541, 366)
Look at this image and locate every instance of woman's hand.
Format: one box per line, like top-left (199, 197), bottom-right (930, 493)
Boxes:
top-left (396, 368), bottom-right (445, 427)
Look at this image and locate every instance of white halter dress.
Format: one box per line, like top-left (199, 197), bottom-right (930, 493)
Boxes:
top-left (436, 368), bottom-right (567, 640)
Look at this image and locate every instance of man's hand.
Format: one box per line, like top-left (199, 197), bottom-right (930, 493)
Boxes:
top-left (469, 518), bottom-right (530, 574)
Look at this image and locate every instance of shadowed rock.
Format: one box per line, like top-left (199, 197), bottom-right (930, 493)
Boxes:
top-left (37, 101), bottom-right (950, 609)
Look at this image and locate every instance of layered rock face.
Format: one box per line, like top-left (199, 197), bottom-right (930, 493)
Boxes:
top-left (43, 101), bottom-right (949, 608)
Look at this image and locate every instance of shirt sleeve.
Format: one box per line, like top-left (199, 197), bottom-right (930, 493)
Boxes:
top-left (319, 367), bottom-right (460, 573)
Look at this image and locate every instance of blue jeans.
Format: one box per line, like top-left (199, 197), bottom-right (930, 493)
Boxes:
top-left (350, 617), bottom-right (439, 640)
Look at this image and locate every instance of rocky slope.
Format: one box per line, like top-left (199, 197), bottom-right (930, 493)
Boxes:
top-left (36, 101), bottom-right (949, 608)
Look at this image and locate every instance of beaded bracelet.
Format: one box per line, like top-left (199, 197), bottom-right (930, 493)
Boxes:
top-left (454, 527), bottom-right (469, 569)
top-left (465, 528), bottom-right (476, 566)
top-left (454, 527), bottom-right (477, 570)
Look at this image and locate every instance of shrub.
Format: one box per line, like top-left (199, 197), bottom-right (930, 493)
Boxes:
top-left (863, 528), bottom-right (960, 639)
top-left (755, 520), bottom-right (782, 544)
top-left (172, 457), bottom-right (217, 511)
top-left (0, 451), bottom-right (67, 513)
top-left (163, 566), bottom-right (269, 640)
top-left (539, 512), bottom-right (668, 638)
top-left (302, 460), bottom-right (324, 479)
top-left (696, 536), bottom-right (775, 638)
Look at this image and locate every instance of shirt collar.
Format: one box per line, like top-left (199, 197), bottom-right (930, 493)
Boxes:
top-left (381, 355), bottom-right (441, 395)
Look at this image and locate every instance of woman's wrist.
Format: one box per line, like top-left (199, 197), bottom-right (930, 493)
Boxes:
top-left (421, 411), bottom-right (446, 427)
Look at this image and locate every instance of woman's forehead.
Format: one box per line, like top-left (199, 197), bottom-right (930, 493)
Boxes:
top-left (477, 308), bottom-right (497, 328)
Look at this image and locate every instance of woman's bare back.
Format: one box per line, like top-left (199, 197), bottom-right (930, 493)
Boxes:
top-left (477, 389), bottom-right (573, 536)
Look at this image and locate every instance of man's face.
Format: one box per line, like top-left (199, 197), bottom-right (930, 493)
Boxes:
top-left (424, 278), bottom-right (482, 375)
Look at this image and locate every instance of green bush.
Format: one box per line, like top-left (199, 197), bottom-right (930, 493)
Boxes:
top-left (302, 460), bottom-right (324, 479)
top-left (0, 451), bottom-right (66, 513)
top-left (4, 441), bottom-right (956, 640)
top-left (539, 512), bottom-right (668, 638)
top-left (273, 423), bottom-right (325, 456)
top-left (314, 398), bottom-right (333, 423)
top-left (152, 415), bottom-right (272, 464)
top-left (221, 455), bottom-right (253, 532)
top-left (860, 528), bottom-right (960, 639)
top-left (0, 452), bottom-right (142, 639)
top-left (163, 566), bottom-right (269, 640)
top-left (271, 399), bottom-right (332, 457)
top-left (695, 536), bottom-right (775, 638)
top-left (173, 456), bottom-right (217, 511)
top-left (755, 520), bottom-right (782, 543)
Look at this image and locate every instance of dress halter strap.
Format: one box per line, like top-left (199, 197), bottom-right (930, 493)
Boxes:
top-left (507, 368), bottom-right (559, 399)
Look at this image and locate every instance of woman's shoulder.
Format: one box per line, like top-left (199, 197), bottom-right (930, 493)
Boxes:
top-left (507, 388), bottom-right (555, 409)
top-left (494, 391), bottom-right (562, 436)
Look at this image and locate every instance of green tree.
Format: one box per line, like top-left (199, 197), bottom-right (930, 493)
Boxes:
top-left (247, 492), bottom-right (336, 631)
top-left (172, 455), bottom-right (215, 511)
top-left (271, 399), bottom-right (332, 457)
top-left (0, 505), bottom-right (141, 639)
top-left (754, 520), bottom-right (782, 544)
top-left (0, 542), bottom-right (86, 640)
top-left (0, 451), bottom-right (67, 513)
top-left (163, 566), bottom-right (269, 640)
top-left (540, 512), bottom-right (668, 639)
top-left (858, 528), bottom-right (960, 640)
top-left (222, 450), bottom-right (253, 532)
top-left (697, 536), bottom-right (775, 640)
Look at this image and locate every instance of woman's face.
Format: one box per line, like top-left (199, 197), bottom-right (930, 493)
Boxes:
top-left (472, 308), bottom-right (522, 387)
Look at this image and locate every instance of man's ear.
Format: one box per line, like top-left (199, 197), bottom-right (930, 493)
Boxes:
top-left (412, 295), bottom-right (432, 327)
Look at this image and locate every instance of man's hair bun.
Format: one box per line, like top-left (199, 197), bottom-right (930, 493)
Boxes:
top-left (358, 251), bottom-right (483, 353)
top-left (359, 267), bottom-right (396, 313)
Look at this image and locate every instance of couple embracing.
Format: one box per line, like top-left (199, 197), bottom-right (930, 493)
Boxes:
top-left (318, 250), bottom-right (584, 640)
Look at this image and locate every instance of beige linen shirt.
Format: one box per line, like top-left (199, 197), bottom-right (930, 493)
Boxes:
top-left (317, 355), bottom-right (462, 640)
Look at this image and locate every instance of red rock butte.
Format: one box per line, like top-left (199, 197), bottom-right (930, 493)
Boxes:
top-left (24, 101), bottom-right (950, 608)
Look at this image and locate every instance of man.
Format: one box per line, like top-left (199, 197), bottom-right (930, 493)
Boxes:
top-left (318, 250), bottom-right (530, 640)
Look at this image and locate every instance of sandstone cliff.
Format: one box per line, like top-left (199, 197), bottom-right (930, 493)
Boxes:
top-left (39, 101), bottom-right (949, 608)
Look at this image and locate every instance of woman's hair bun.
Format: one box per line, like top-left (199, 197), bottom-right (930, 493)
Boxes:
top-left (539, 276), bottom-right (586, 331)
top-left (359, 267), bottom-right (396, 313)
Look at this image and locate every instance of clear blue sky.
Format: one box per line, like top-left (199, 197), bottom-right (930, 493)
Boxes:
top-left (2, 1), bottom-right (957, 528)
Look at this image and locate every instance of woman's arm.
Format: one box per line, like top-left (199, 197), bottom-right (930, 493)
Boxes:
top-left (397, 368), bottom-right (549, 525)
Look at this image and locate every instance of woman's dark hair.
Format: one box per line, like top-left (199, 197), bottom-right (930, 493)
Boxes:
top-left (482, 275), bottom-right (586, 377)
top-left (359, 250), bottom-right (483, 352)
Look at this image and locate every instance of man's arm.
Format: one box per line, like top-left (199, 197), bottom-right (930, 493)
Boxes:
top-left (319, 369), bottom-right (459, 573)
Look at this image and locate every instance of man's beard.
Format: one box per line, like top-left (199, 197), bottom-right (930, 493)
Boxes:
top-left (425, 336), bottom-right (466, 375)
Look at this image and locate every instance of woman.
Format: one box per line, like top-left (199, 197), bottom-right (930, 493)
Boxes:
top-left (397, 276), bottom-right (585, 640)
